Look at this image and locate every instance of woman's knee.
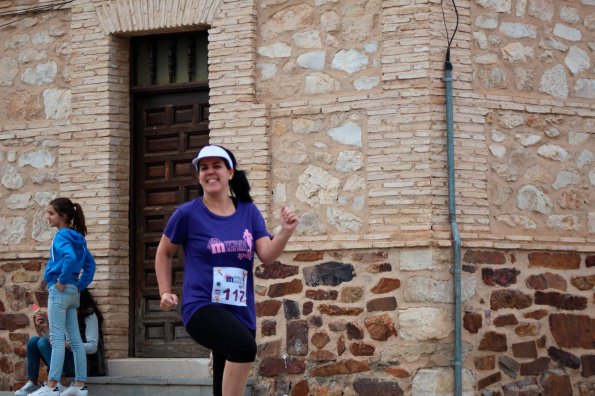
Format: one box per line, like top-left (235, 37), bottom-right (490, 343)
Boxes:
top-left (27, 336), bottom-right (41, 351)
top-left (227, 334), bottom-right (256, 363)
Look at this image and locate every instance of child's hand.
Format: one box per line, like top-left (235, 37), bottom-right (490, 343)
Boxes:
top-left (280, 204), bottom-right (298, 233)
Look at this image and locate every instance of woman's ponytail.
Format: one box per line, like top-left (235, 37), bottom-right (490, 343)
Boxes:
top-left (72, 203), bottom-right (88, 236)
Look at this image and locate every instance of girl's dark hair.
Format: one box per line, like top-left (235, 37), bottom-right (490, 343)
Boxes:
top-left (196, 145), bottom-right (253, 203)
top-left (49, 197), bottom-right (88, 236)
top-left (79, 288), bottom-right (103, 325)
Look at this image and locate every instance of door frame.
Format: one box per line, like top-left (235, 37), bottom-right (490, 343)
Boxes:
top-left (129, 81), bottom-right (209, 357)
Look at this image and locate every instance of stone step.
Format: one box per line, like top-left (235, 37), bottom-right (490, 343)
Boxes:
top-left (106, 357), bottom-right (211, 378)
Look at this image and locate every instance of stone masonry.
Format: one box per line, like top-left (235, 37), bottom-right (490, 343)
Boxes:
top-left (0, 0), bottom-right (593, 394)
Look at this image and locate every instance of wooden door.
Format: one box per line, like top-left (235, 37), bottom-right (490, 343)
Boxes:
top-left (132, 88), bottom-right (210, 357)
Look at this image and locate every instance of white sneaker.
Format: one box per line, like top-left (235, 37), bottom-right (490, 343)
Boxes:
top-left (60, 384), bottom-right (89, 396)
top-left (14, 381), bottom-right (39, 396)
top-left (27, 383), bottom-right (60, 396)
top-left (57, 383), bottom-right (67, 393)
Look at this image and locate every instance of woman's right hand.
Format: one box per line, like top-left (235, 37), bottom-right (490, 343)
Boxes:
top-left (160, 292), bottom-right (179, 311)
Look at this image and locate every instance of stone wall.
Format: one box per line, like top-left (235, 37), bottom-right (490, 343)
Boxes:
top-left (0, 0), bottom-right (593, 394)
top-left (251, 246), bottom-right (594, 395)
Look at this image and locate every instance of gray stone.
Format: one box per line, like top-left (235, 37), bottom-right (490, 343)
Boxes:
top-left (479, 66), bottom-right (507, 88)
top-left (296, 165), bottom-right (340, 205)
top-left (489, 144), bottom-right (507, 158)
top-left (502, 43), bottom-right (534, 62)
top-left (500, 23), bottom-right (537, 39)
top-left (581, 0), bottom-right (595, 5)
top-left (31, 172), bottom-right (59, 184)
top-left (552, 171), bottom-right (580, 190)
top-left (575, 79), bottom-right (595, 99)
top-left (528, 0), bottom-right (553, 22)
top-left (364, 42), bottom-right (378, 54)
top-left (297, 51), bottom-right (325, 70)
top-left (565, 46), bottom-right (590, 75)
top-left (336, 150), bottom-right (363, 172)
top-left (0, 57), bottom-right (18, 86)
top-left (404, 275), bottom-right (476, 303)
top-left (31, 32), bottom-right (53, 45)
top-left (589, 212), bottom-right (595, 233)
top-left (354, 76), bottom-right (380, 91)
top-left (343, 174), bottom-right (365, 192)
top-left (537, 144), bottom-right (570, 161)
top-left (326, 207), bottom-right (362, 232)
top-left (293, 30), bottom-right (321, 48)
top-left (257, 43), bottom-right (291, 58)
top-left (585, 15), bottom-right (595, 31)
top-left (589, 169), bottom-right (595, 186)
top-left (43, 89), bottom-right (71, 120)
top-left (399, 308), bottom-right (452, 341)
top-left (342, 15), bottom-right (375, 42)
top-left (272, 183), bottom-right (286, 205)
top-left (327, 122), bottom-right (362, 147)
top-left (545, 127), bottom-right (560, 138)
top-left (492, 163), bottom-right (518, 181)
top-left (292, 118), bottom-right (323, 134)
top-left (303, 261), bottom-right (355, 287)
top-left (539, 37), bottom-right (569, 52)
top-left (514, 67), bottom-right (534, 90)
top-left (21, 61), bottom-right (57, 85)
top-left (476, 13), bottom-right (498, 29)
top-left (32, 210), bottom-right (54, 241)
top-left (539, 64), bottom-right (568, 99)
top-left (477, 0), bottom-right (511, 12)
top-left (400, 249), bottom-right (436, 271)
top-left (1, 164), bottom-right (23, 189)
top-left (473, 32), bottom-right (489, 49)
top-left (516, 0), bottom-right (527, 16)
top-left (6, 193), bottom-right (31, 209)
top-left (495, 214), bottom-right (537, 229)
top-left (0, 217), bottom-right (27, 244)
top-left (547, 215), bottom-right (580, 231)
top-left (517, 185), bottom-right (553, 214)
top-left (412, 368), bottom-right (475, 396)
top-left (331, 49), bottom-right (368, 74)
top-left (577, 150), bottom-right (594, 168)
top-left (18, 150), bottom-right (55, 169)
top-left (515, 133), bottom-right (541, 146)
top-left (304, 72), bottom-right (340, 94)
top-left (17, 49), bottom-right (48, 64)
top-left (554, 24), bottom-right (582, 41)
top-left (491, 129), bottom-right (506, 142)
top-left (33, 191), bottom-right (56, 207)
top-left (320, 11), bottom-right (340, 32)
top-left (261, 4), bottom-right (313, 41)
top-left (352, 195), bottom-right (365, 210)
top-left (560, 7), bottom-right (579, 24)
top-left (256, 63), bottom-right (276, 81)
top-left (475, 53), bottom-right (499, 64)
top-left (568, 131), bottom-right (589, 146)
top-left (296, 211), bottom-right (326, 235)
top-left (5, 34), bottom-right (29, 49)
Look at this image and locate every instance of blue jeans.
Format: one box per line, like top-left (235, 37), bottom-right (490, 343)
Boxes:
top-left (27, 336), bottom-right (76, 380)
top-left (47, 284), bottom-right (86, 382)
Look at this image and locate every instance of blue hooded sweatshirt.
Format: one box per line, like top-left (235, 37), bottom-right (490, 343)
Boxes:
top-left (44, 227), bottom-right (96, 291)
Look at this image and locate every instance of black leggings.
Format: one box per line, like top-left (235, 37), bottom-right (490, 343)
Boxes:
top-left (186, 304), bottom-right (256, 396)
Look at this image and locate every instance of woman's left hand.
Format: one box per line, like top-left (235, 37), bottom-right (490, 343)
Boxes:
top-left (280, 204), bottom-right (298, 233)
top-left (56, 281), bottom-right (65, 292)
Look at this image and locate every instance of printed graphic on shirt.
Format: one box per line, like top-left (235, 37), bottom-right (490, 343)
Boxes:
top-left (212, 267), bottom-right (248, 306)
top-left (206, 229), bottom-right (254, 260)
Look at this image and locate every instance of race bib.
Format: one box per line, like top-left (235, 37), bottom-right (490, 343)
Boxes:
top-left (212, 267), bottom-right (248, 307)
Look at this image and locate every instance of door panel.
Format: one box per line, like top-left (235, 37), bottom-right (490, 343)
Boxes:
top-left (133, 89), bottom-right (210, 357)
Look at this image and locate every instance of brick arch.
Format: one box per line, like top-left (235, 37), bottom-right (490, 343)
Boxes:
top-left (94, 0), bottom-right (223, 34)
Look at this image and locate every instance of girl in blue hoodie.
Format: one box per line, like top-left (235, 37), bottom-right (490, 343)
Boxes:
top-left (31, 198), bottom-right (96, 396)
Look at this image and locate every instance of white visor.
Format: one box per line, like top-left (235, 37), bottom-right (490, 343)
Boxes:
top-left (192, 145), bottom-right (234, 171)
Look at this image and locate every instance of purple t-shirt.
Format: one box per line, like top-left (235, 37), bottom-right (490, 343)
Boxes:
top-left (164, 198), bottom-right (271, 330)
